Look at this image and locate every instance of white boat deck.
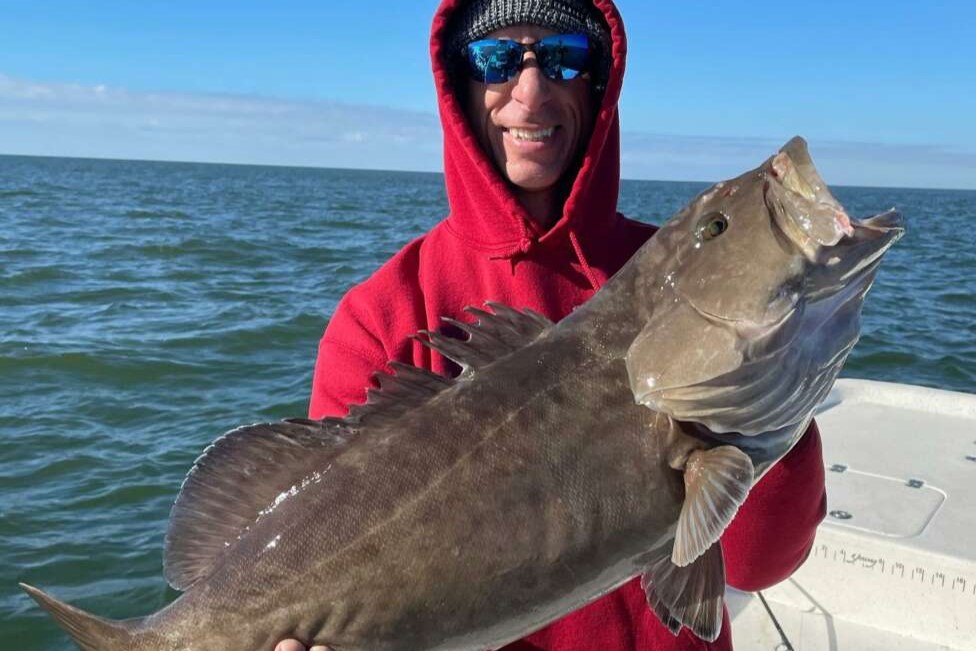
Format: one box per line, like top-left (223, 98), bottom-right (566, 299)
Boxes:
top-left (729, 379), bottom-right (976, 651)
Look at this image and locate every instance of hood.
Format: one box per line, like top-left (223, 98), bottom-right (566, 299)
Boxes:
top-left (430, 0), bottom-right (628, 262)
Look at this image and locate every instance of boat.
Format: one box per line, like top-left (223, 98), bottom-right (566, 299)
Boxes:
top-left (729, 378), bottom-right (976, 650)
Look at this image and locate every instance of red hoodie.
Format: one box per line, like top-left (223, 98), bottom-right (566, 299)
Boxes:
top-left (309, 1), bottom-right (827, 648)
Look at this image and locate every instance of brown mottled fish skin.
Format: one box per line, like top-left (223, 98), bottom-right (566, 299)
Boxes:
top-left (162, 318), bottom-right (680, 651)
top-left (21, 138), bottom-right (904, 651)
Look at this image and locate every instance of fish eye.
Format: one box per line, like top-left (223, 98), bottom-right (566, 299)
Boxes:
top-left (698, 213), bottom-right (730, 241)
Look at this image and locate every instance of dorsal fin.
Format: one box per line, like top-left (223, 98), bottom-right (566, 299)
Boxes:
top-left (415, 301), bottom-right (553, 375)
top-left (342, 362), bottom-right (454, 428)
top-left (164, 418), bottom-right (352, 591)
top-left (342, 302), bottom-right (551, 426)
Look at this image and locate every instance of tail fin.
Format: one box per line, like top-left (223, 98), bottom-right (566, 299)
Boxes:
top-left (20, 583), bottom-right (142, 651)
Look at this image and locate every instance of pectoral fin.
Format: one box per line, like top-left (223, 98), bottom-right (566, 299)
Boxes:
top-left (642, 543), bottom-right (726, 642)
top-left (673, 445), bottom-right (753, 567)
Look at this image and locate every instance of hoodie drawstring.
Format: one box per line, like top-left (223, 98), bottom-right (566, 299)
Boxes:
top-left (489, 235), bottom-right (536, 274)
top-left (491, 231), bottom-right (601, 290)
top-left (568, 229), bottom-right (601, 292)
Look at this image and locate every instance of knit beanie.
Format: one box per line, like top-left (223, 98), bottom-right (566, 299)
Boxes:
top-left (446, 0), bottom-right (612, 91)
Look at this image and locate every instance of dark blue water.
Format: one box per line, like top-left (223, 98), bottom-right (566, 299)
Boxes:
top-left (1, 154), bottom-right (973, 649)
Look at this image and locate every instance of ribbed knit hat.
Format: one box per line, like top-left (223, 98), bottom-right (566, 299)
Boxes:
top-left (446, 0), bottom-right (611, 91)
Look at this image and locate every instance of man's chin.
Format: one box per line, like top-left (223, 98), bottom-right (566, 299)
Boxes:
top-left (503, 163), bottom-right (569, 193)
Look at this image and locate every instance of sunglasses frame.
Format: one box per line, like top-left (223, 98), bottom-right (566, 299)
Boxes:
top-left (464, 33), bottom-right (592, 84)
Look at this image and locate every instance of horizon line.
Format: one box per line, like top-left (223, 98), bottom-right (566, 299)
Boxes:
top-left (3, 150), bottom-right (971, 194)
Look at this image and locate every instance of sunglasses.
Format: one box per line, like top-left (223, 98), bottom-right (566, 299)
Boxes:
top-left (464, 33), bottom-right (592, 84)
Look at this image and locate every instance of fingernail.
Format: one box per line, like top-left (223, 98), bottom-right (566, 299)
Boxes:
top-left (275, 643), bottom-right (305, 651)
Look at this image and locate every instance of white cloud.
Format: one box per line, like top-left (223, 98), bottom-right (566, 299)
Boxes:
top-left (0, 73), bottom-right (443, 171)
top-left (1, 73), bottom-right (973, 190)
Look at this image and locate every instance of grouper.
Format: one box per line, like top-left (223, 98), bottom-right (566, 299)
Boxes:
top-left (21, 137), bottom-right (904, 650)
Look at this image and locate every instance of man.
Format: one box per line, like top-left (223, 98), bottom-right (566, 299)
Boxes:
top-left (277, 1), bottom-right (826, 649)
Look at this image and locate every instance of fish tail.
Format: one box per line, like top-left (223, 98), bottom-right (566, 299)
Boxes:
top-left (20, 583), bottom-right (143, 651)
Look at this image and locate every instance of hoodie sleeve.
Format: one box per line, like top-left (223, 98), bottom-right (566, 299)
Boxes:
top-left (308, 292), bottom-right (393, 420)
top-left (309, 336), bottom-right (387, 420)
top-left (308, 237), bottom-right (431, 420)
top-left (721, 421), bottom-right (827, 591)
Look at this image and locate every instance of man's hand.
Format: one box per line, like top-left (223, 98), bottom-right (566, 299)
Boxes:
top-left (274, 640), bottom-right (330, 651)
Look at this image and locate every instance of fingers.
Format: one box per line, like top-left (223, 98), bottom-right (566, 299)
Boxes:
top-left (275, 641), bottom-right (305, 651)
top-left (274, 641), bottom-right (331, 651)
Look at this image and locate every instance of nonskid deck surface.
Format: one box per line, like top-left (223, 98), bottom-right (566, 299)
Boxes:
top-left (729, 379), bottom-right (976, 651)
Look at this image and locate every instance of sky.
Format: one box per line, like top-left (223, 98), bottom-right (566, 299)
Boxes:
top-left (1, 0), bottom-right (974, 189)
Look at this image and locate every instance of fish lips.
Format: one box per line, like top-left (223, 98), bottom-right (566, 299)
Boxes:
top-left (765, 138), bottom-right (905, 271)
top-left (806, 209), bottom-right (905, 299)
top-left (766, 138), bottom-right (854, 258)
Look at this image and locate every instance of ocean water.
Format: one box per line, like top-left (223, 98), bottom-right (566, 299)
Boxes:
top-left (1, 154), bottom-right (973, 649)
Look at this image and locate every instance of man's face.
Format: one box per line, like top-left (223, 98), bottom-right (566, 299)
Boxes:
top-left (463, 25), bottom-right (595, 193)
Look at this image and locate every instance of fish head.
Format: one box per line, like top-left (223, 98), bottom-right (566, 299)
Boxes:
top-left (626, 136), bottom-right (904, 439)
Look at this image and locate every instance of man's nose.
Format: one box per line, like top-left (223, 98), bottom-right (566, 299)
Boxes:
top-left (510, 54), bottom-right (551, 110)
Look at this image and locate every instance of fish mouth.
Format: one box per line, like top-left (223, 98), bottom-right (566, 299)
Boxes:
top-left (807, 208), bottom-right (905, 299)
top-left (765, 137), bottom-right (905, 295)
top-left (766, 137), bottom-right (855, 261)
top-left (849, 208), bottom-right (906, 241)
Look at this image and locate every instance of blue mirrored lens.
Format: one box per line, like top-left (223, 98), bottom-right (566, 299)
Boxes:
top-left (465, 34), bottom-right (591, 84)
top-left (536, 34), bottom-right (591, 81)
top-left (466, 39), bottom-right (523, 83)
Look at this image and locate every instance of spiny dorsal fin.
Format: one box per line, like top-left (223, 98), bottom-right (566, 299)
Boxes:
top-left (672, 445), bottom-right (753, 567)
top-left (415, 301), bottom-right (553, 375)
top-left (164, 418), bottom-right (352, 591)
top-left (642, 542), bottom-right (726, 642)
top-left (342, 362), bottom-right (454, 428)
top-left (342, 303), bottom-right (552, 426)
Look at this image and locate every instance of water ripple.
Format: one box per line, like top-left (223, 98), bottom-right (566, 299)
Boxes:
top-left (1, 155), bottom-right (973, 649)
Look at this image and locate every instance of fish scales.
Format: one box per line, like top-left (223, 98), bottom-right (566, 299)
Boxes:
top-left (21, 138), bottom-right (904, 651)
top-left (181, 315), bottom-right (682, 650)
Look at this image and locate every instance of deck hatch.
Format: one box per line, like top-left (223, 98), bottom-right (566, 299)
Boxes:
top-left (823, 466), bottom-right (946, 538)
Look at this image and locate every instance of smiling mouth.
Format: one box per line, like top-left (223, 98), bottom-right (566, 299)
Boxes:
top-left (505, 126), bottom-right (557, 142)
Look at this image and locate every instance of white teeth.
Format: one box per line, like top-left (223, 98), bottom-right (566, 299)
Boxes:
top-left (509, 127), bottom-right (555, 141)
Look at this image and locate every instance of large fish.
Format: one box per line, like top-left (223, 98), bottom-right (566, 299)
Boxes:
top-left (22, 137), bottom-right (903, 650)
